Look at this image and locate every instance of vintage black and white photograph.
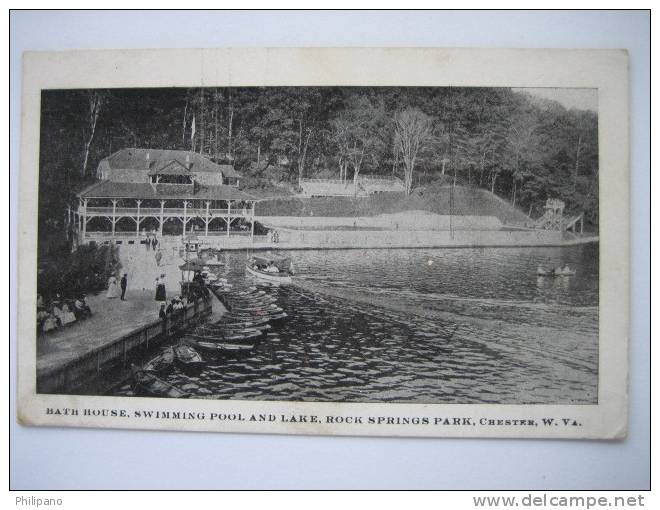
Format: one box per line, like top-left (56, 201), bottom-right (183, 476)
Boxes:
top-left (15, 47), bottom-right (629, 439)
top-left (33, 83), bottom-right (600, 405)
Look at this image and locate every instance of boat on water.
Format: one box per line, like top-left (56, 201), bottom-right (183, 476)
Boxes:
top-left (216, 316), bottom-right (272, 328)
top-left (187, 329), bottom-right (264, 343)
top-left (199, 322), bottom-right (272, 334)
top-left (174, 344), bottom-right (205, 372)
top-left (219, 295), bottom-right (277, 310)
top-left (227, 303), bottom-right (282, 313)
top-left (132, 368), bottom-right (190, 398)
top-left (186, 338), bottom-right (259, 353)
top-left (143, 347), bottom-right (175, 375)
top-left (246, 254), bottom-right (294, 284)
top-left (537, 266), bottom-right (577, 277)
top-left (224, 294), bottom-right (277, 305)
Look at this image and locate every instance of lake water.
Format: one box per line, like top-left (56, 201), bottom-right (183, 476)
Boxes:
top-left (116, 244), bottom-right (599, 404)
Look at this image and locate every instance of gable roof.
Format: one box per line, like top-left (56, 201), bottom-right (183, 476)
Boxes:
top-left (147, 159), bottom-right (191, 176)
top-left (104, 148), bottom-right (240, 178)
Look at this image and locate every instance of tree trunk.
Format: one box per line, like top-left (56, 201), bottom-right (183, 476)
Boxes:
top-left (214, 89), bottom-right (219, 160)
top-left (82, 92), bottom-right (102, 177)
top-left (512, 179), bottom-right (517, 207)
top-left (182, 97), bottom-right (188, 148)
top-left (573, 134), bottom-right (582, 191)
top-left (227, 96), bottom-right (234, 158)
top-left (199, 89), bottom-right (205, 155)
top-left (298, 128), bottom-right (312, 186)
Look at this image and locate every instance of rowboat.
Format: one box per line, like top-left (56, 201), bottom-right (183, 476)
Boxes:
top-left (186, 338), bottom-right (259, 353)
top-left (225, 295), bottom-right (277, 305)
top-left (227, 303), bottom-right (282, 313)
top-left (174, 344), bottom-right (205, 372)
top-left (132, 368), bottom-right (190, 398)
top-left (199, 323), bottom-right (272, 334)
top-left (186, 329), bottom-right (264, 343)
top-left (221, 297), bottom-right (278, 310)
top-left (143, 347), bottom-right (175, 375)
top-left (216, 316), bottom-right (272, 328)
top-left (192, 325), bottom-right (268, 339)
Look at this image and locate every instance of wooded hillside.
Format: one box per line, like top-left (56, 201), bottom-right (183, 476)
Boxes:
top-left (39, 86), bottom-right (599, 234)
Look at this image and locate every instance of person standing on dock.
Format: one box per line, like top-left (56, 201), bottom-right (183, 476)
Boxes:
top-left (155, 249), bottom-right (162, 267)
top-left (155, 274), bottom-right (167, 302)
top-left (120, 274), bottom-right (128, 301)
top-left (106, 275), bottom-right (119, 299)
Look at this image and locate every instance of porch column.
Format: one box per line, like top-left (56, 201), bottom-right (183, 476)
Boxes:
top-left (251, 201), bottom-right (255, 239)
top-left (82, 199), bottom-right (88, 240)
top-left (226, 201), bottom-right (231, 237)
top-left (111, 199), bottom-right (117, 238)
top-left (159, 200), bottom-right (165, 237)
top-left (205, 201), bottom-right (210, 237)
top-left (135, 200), bottom-right (142, 237)
top-left (183, 201), bottom-right (187, 236)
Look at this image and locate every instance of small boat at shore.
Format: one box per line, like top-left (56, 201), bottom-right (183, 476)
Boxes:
top-left (187, 338), bottom-right (259, 353)
top-left (199, 323), bottom-right (272, 334)
top-left (186, 329), bottom-right (264, 343)
top-left (174, 344), bottom-right (205, 372)
top-left (143, 347), bottom-right (175, 375)
top-left (219, 296), bottom-right (277, 310)
top-left (132, 368), bottom-right (190, 398)
top-left (216, 316), bottom-right (272, 328)
top-left (227, 303), bottom-right (283, 314)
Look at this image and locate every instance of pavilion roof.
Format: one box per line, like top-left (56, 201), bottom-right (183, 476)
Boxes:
top-left (103, 148), bottom-right (241, 178)
top-left (77, 180), bottom-right (255, 201)
top-left (147, 160), bottom-right (191, 176)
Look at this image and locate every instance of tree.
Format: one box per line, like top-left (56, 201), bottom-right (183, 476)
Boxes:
top-left (393, 108), bottom-right (433, 195)
top-left (330, 96), bottom-right (386, 195)
top-left (505, 111), bottom-right (539, 207)
top-left (81, 91), bottom-right (104, 177)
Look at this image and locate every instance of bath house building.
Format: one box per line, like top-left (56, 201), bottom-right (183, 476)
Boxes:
top-left (70, 148), bottom-right (258, 246)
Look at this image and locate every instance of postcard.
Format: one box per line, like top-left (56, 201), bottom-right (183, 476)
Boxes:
top-left (16, 48), bottom-right (629, 438)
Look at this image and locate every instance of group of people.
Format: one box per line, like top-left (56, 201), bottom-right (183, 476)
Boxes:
top-left (106, 274), bottom-right (129, 300)
top-left (190, 271), bottom-right (210, 299)
top-left (144, 231), bottom-right (160, 252)
top-left (263, 262), bottom-right (280, 273)
top-left (158, 296), bottom-right (188, 320)
top-left (537, 264), bottom-right (574, 276)
top-left (37, 293), bottom-right (91, 334)
top-left (266, 230), bottom-right (280, 243)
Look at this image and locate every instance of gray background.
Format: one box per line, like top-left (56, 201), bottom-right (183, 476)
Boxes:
top-left (10, 10), bottom-right (650, 489)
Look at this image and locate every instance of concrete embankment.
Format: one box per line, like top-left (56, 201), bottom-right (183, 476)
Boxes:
top-left (257, 212), bottom-right (503, 231)
top-left (254, 212), bottom-right (597, 250)
top-left (272, 228), bottom-right (596, 250)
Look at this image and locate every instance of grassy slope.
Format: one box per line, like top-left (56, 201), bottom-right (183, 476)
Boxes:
top-left (255, 185), bottom-right (531, 225)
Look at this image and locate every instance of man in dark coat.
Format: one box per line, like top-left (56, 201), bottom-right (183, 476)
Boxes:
top-left (120, 274), bottom-right (128, 301)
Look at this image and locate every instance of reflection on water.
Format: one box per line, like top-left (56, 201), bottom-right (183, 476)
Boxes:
top-left (115, 245), bottom-right (599, 404)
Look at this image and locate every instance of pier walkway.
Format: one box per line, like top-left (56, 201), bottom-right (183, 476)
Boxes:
top-left (36, 243), bottom-right (222, 393)
top-left (37, 289), bottom-right (174, 373)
